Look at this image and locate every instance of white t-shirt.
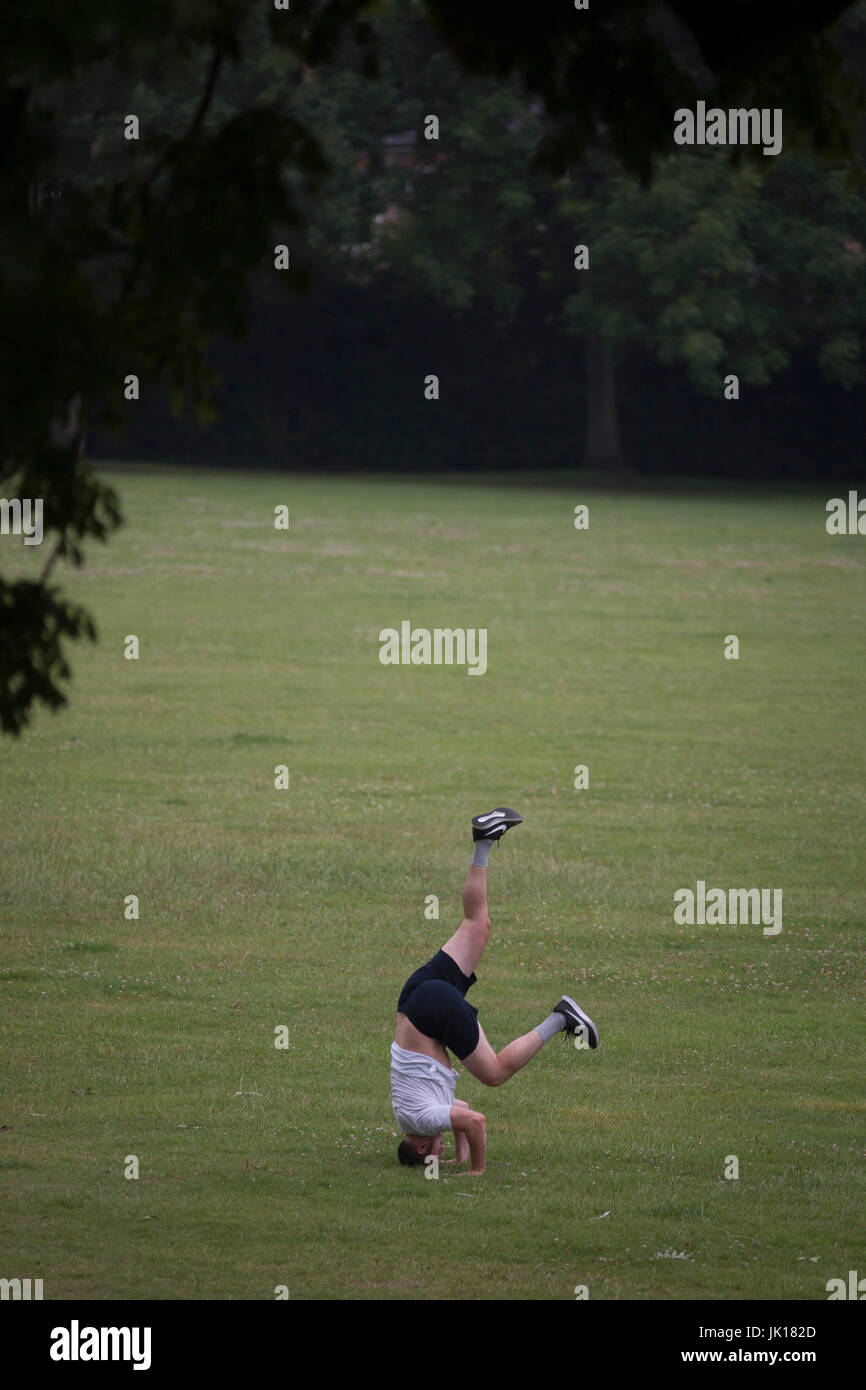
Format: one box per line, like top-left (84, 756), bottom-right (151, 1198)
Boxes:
top-left (390, 1042), bottom-right (458, 1135)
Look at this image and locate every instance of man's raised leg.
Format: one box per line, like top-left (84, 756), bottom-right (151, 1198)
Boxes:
top-left (440, 806), bottom-right (522, 977)
top-left (441, 863), bottom-right (491, 979)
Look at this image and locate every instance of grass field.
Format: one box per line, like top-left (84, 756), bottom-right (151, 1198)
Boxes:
top-left (1, 466), bottom-right (864, 1301)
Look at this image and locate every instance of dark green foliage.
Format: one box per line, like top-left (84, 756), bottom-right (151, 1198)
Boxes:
top-left (0, 576), bottom-right (97, 734)
top-left (1, 3), bottom-right (334, 735)
top-left (426, 0), bottom-right (862, 181)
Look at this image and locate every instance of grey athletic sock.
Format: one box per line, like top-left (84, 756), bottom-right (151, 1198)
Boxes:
top-left (534, 1011), bottom-right (567, 1043)
top-left (471, 839), bottom-right (493, 868)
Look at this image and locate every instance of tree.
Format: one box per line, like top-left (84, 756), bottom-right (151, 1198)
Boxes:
top-left (293, 3), bottom-right (866, 474)
top-left (551, 147), bottom-right (866, 470)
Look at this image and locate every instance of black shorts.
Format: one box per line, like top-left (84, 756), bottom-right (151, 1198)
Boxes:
top-left (397, 948), bottom-right (480, 1061)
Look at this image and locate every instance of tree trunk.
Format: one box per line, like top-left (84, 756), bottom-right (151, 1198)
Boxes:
top-left (27, 180), bottom-right (86, 458)
top-left (582, 333), bottom-right (631, 475)
top-left (48, 392), bottom-right (84, 453)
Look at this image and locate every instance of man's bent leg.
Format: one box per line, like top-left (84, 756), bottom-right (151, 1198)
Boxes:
top-left (441, 864), bottom-right (490, 978)
top-left (461, 1020), bottom-right (560, 1087)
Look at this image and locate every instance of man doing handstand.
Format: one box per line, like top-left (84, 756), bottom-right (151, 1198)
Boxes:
top-left (391, 808), bottom-right (599, 1175)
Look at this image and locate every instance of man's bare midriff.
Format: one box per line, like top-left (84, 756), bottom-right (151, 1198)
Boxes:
top-left (395, 1012), bottom-right (451, 1068)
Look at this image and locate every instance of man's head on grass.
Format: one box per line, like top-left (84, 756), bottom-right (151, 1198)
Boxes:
top-left (397, 1134), bottom-right (443, 1166)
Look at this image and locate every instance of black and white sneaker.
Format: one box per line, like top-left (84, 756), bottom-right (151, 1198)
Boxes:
top-left (553, 995), bottom-right (599, 1049)
top-left (471, 808), bottom-right (523, 842)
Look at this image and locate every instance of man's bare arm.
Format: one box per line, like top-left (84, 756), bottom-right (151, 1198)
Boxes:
top-left (449, 1104), bottom-right (486, 1175)
top-left (447, 1098), bottom-right (470, 1164)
